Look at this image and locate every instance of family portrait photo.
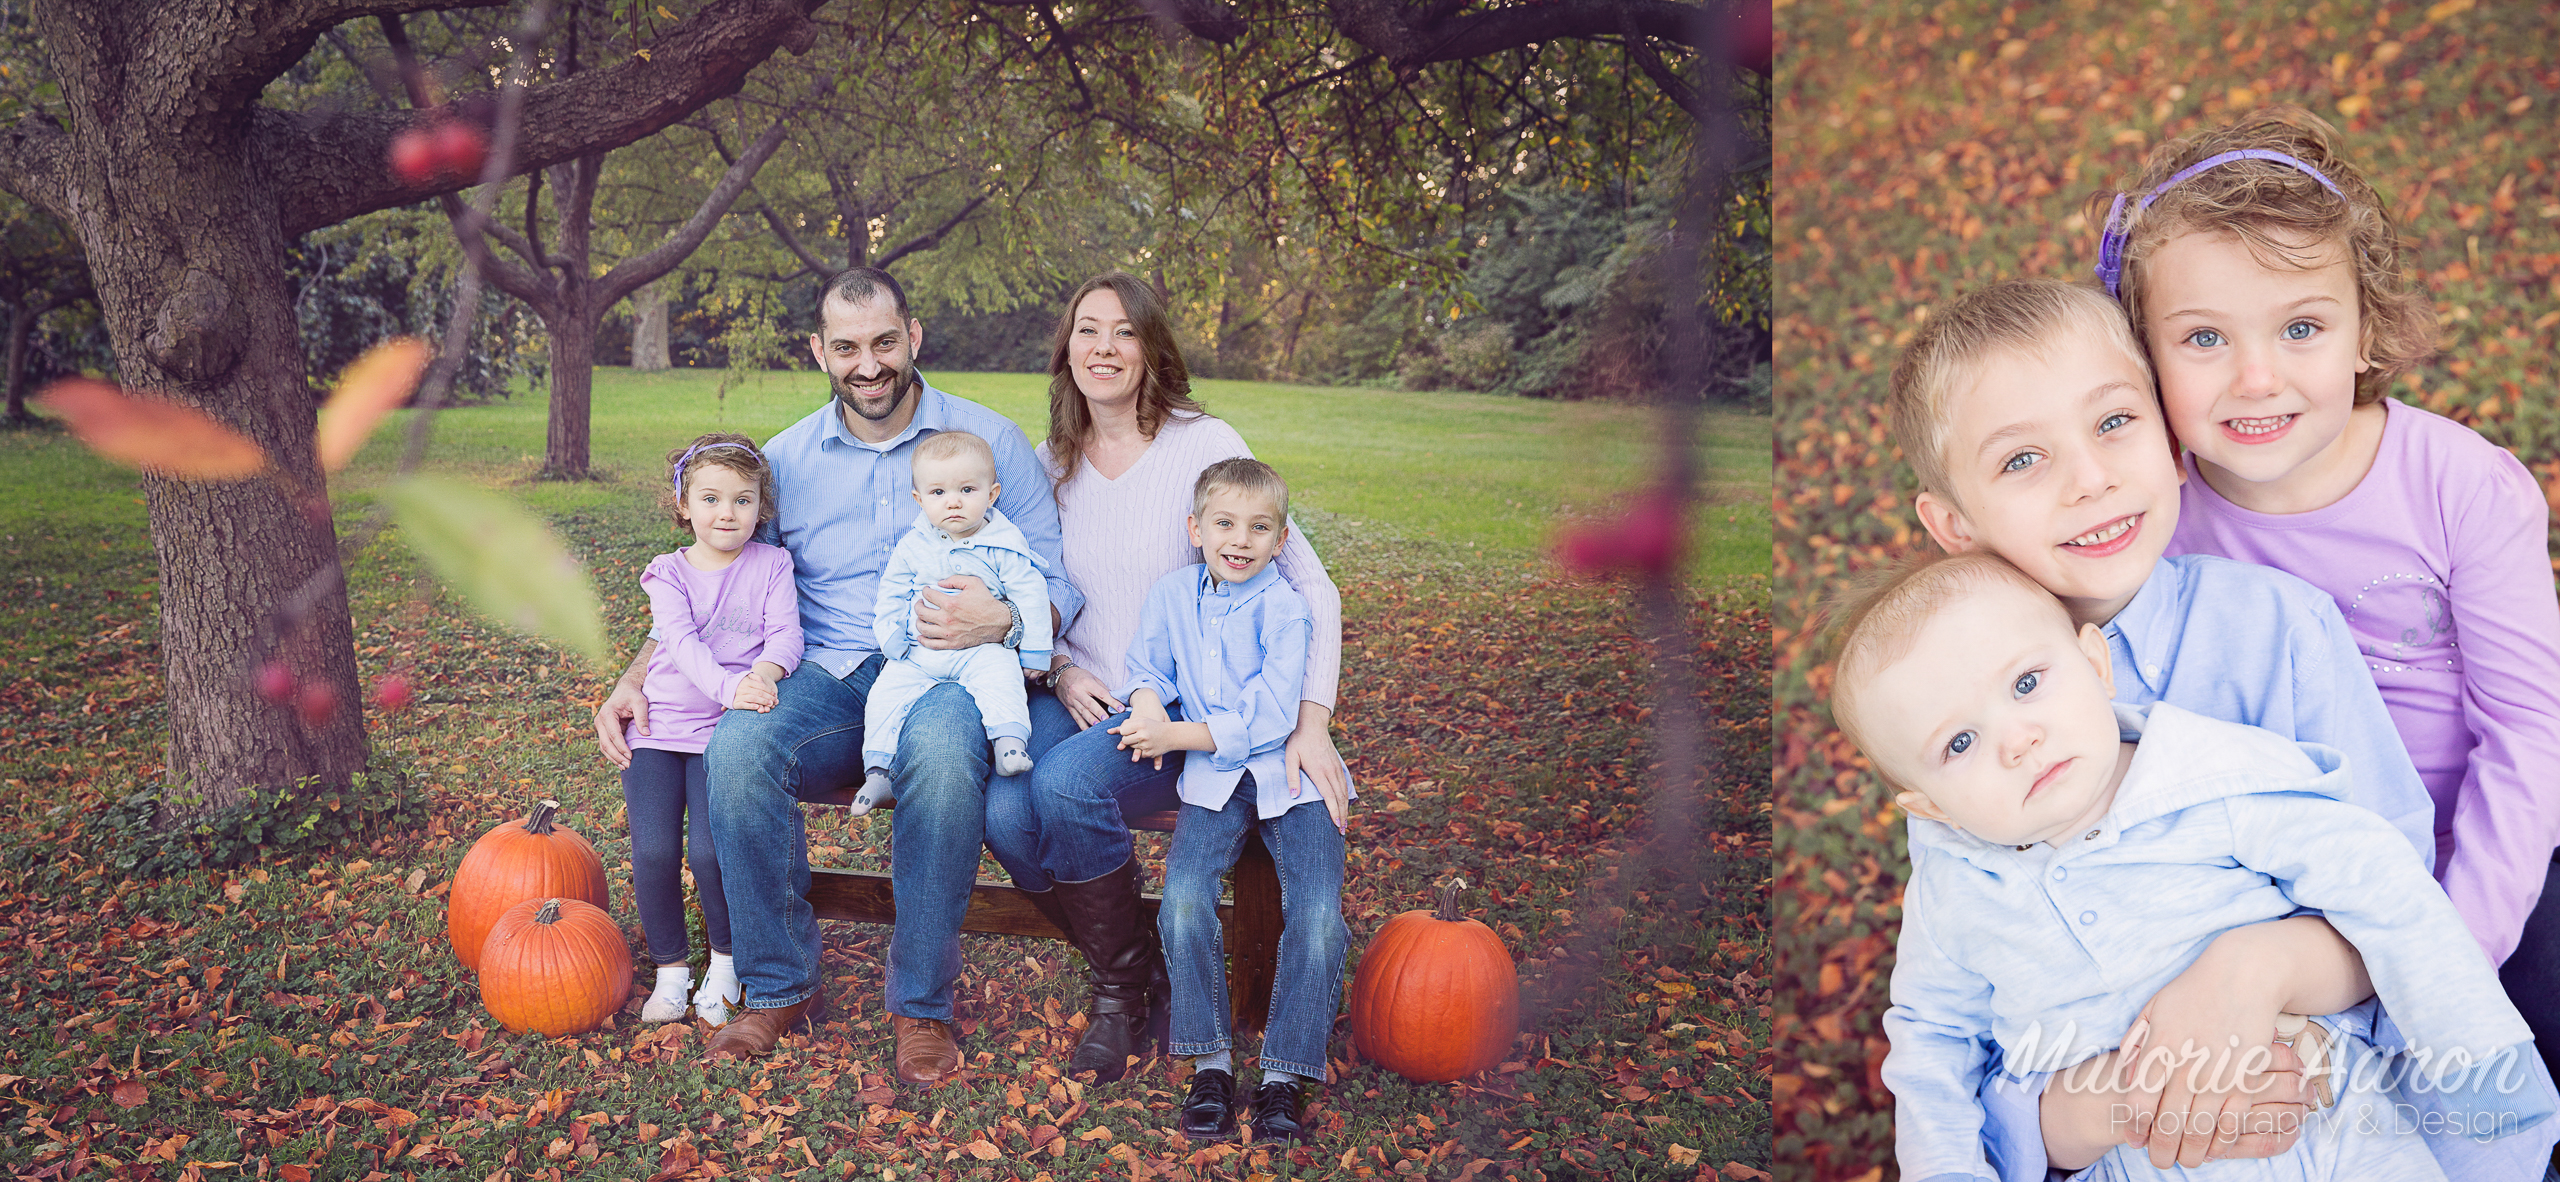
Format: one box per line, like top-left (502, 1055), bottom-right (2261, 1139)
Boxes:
top-left (0, 0), bottom-right (1768, 1179)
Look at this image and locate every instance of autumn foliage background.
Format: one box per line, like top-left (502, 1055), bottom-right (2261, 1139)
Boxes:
top-left (1772, 1), bottom-right (2560, 1177)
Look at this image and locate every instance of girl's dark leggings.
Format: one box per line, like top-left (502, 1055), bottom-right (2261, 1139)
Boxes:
top-left (621, 747), bottom-right (730, 966)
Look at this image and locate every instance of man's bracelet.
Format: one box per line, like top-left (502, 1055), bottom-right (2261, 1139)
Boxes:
top-left (1003, 598), bottom-right (1024, 649)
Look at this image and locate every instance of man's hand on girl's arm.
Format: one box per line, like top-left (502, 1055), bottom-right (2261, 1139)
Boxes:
top-left (2110, 916), bottom-right (2371, 1169)
top-left (594, 640), bottom-right (656, 770)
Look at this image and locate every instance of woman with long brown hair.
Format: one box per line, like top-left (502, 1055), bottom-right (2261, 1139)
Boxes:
top-left (981, 271), bottom-right (1347, 1085)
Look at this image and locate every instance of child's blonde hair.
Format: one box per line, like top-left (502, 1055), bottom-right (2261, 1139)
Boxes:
top-left (663, 432), bottom-right (778, 530)
top-left (1887, 278), bottom-right (2151, 503)
top-left (2095, 105), bottom-right (2435, 405)
top-left (1824, 549), bottom-right (2063, 779)
top-left (913, 430), bottom-right (998, 481)
top-left (1192, 457), bottom-right (1289, 521)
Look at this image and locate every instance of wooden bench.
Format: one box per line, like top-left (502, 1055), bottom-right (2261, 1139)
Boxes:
top-left (800, 789), bottom-right (1281, 1033)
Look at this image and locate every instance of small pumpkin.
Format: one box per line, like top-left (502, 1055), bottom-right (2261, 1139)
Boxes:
top-left (1350, 877), bottom-right (1521, 1082)
top-left (478, 897), bottom-right (634, 1036)
top-left (447, 799), bottom-right (609, 970)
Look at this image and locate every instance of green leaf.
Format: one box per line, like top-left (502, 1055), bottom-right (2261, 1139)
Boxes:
top-left (382, 475), bottom-right (608, 665)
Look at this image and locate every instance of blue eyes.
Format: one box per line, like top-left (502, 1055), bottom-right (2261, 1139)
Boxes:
top-left (1995, 414), bottom-right (2137, 476)
top-left (1946, 731), bottom-right (1974, 756)
top-left (2014, 670), bottom-right (2039, 696)
top-left (2184, 322), bottom-right (2319, 347)
top-left (2284, 320), bottom-right (2318, 341)
top-left (2185, 328), bottom-right (2225, 349)
top-left (1941, 670), bottom-right (2042, 761)
top-left (2098, 413), bottom-right (2132, 434)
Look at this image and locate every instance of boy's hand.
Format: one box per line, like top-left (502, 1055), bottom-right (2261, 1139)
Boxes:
top-left (915, 576), bottom-right (1009, 650)
top-left (2114, 955), bottom-right (2284, 1168)
top-left (1111, 701), bottom-right (1176, 767)
top-left (2043, 1045), bottom-right (2311, 1171)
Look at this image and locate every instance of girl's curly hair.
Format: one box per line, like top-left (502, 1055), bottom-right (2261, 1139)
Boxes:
top-left (661, 432), bottom-right (778, 530)
top-left (2097, 105), bottom-right (2435, 405)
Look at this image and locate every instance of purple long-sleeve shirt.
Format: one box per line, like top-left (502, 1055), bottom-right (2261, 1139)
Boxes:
top-left (2170, 397), bottom-right (2560, 965)
top-left (629, 541), bottom-right (805, 754)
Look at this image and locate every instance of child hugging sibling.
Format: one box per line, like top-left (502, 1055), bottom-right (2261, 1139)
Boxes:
top-left (1861, 105), bottom-right (2560, 1180)
top-left (1113, 458), bottom-right (1353, 1146)
top-left (850, 429), bottom-right (1052, 814)
top-left (624, 433), bottom-right (804, 1025)
top-left (1832, 549), bottom-right (2532, 1181)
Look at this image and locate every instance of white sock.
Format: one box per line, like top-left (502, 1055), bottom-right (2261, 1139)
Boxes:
top-left (992, 737), bottom-right (1033, 777)
top-left (1196, 1050), bottom-right (1233, 1076)
top-left (848, 768), bottom-right (894, 816)
top-left (643, 963), bottom-right (692, 1022)
top-left (1261, 1067), bottom-right (1302, 1088)
top-left (695, 950), bottom-right (740, 1025)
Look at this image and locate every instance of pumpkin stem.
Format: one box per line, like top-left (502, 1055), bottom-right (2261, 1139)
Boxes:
top-left (534, 898), bottom-right (561, 925)
top-left (524, 800), bottom-right (560, 835)
top-left (1435, 876), bottom-right (1468, 922)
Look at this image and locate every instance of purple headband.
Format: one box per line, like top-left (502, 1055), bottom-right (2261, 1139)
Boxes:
top-left (672, 441), bottom-right (760, 495)
top-left (2095, 149), bottom-right (2346, 297)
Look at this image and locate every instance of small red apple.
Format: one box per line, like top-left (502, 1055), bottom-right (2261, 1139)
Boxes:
top-left (373, 675), bottom-right (414, 712)
top-left (430, 121), bottom-right (488, 182)
top-left (255, 660), bottom-right (297, 704)
top-left (388, 129), bottom-right (439, 184)
top-left (296, 681), bottom-right (340, 727)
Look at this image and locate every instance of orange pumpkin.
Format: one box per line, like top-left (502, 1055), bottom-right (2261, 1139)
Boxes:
top-left (447, 800), bottom-right (609, 970)
top-left (478, 897), bottom-right (633, 1036)
top-left (1350, 878), bottom-right (1521, 1082)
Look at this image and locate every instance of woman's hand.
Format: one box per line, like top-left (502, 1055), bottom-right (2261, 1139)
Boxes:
top-left (1284, 702), bottom-right (1350, 834)
top-left (1054, 665), bottom-right (1125, 730)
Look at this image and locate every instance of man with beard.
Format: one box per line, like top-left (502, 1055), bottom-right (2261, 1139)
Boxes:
top-left (592, 266), bottom-right (1079, 1079)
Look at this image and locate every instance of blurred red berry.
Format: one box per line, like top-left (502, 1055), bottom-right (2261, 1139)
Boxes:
top-left (373, 675), bottom-right (414, 712)
top-left (388, 129), bottom-right (439, 184)
top-left (430, 121), bottom-right (487, 181)
top-left (1556, 500), bottom-right (1685, 577)
top-left (255, 660), bottom-right (297, 704)
top-left (296, 682), bottom-right (339, 727)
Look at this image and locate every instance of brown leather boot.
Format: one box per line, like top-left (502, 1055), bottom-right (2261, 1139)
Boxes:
top-left (704, 982), bottom-right (831, 1060)
top-left (891, 1014), bottom-right (962, 1085)
top-left (1052, 858), bottom-right (1161, 1082)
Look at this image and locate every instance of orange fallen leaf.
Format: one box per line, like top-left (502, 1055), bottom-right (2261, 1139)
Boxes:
top-left (38, 378), bottom-right (266, 480)
top-left (965, 1141), bottom-right (1001, 1161)
top-left (279, 1166), bottom-right (312, 1182)
top-left (1722, 1164), bottom-right (1773, 1181)
top-left (111, 1075), bottom-right (147, 1108)
top-left (315, 338), bottom-right (429, 473)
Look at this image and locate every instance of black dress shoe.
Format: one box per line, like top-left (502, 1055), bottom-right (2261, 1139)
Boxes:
top-left (1249, 1079), bottom-right (1308, 1143)
top-left (1180, 1068), bottom-right (1239, 1142)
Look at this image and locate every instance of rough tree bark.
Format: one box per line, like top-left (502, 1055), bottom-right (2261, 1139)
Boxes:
top-left (0, 0), bottom-right (824, 821)
top-left (629, 280), bottom-right (673, 371)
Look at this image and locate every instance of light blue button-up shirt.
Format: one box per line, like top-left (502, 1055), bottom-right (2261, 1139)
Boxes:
top-left (1889, 702), bottom-right (2546, 1182)
top-left (749, 380), bottom-right (1081, 680)
top-left (1120, 562), bottom-right (1345, 818)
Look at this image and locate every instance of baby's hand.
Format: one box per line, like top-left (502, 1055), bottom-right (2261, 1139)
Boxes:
top-left (730, 672), bottom-right (778, 713)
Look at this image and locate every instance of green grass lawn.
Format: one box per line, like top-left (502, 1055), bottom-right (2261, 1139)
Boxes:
top-left (0, 371), bottom-right (1769, 1182)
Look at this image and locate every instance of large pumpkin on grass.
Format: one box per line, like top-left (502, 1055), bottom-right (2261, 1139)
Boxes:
top-left (1350, 878), bottom-right (1521, 1082)
top-left (478, 897), bottom-right (633, 1036)
top-left (447, 800), bottom-right (608, 970)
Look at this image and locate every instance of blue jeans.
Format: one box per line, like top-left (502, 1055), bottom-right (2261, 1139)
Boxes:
top-left (1019, 705), bottom-right (1186, 888)
top-left (621, 747), bottom-right (729, 965)
top-left (983, 692), bottom-right (1084, 890)
top-left (704, 655), bottom-right (1009, 1019)
top-left (1159, 775), bottom-right (1349, 1080)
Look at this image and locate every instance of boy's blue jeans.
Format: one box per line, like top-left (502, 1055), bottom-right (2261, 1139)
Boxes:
top-left (621, 747), bottom-right (729, 965)
top-left (1160, 773), bottom-right (1350, 1081)
top-left (704, 656), bottom-right (1017, 1021)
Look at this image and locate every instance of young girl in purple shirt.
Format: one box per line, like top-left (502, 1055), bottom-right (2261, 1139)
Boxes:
top-left (624, 433), bottom-right (804, 1025)
top-left (2101, 107), bottom-right (2560, 1092)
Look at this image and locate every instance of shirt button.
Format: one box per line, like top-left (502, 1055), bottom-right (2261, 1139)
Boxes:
top-left (2051, 867), bottom-right (2066, 881)
top-left (2084, 830), bottom-right (2101, 841)
top-left (2079, 910), bottom-right (2097, 925)
top-left (2144, 663), bottom-right (2160, 677)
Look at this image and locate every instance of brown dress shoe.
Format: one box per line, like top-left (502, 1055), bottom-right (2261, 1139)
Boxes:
top-left (705, 985), bottom-right (830, 1060)
top-left (891, 1014), bottom-right (962, 1084)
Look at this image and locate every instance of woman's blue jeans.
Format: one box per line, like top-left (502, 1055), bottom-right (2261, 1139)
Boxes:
top-left (621, 747), bottom-right (729, 965)
top-left (1159, 774), bottom-right (1349, 1080)
top-left (1010, 705), bottom-right (1186, 889)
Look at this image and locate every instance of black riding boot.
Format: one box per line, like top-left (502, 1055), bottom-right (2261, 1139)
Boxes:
top-left (1051, 858), bottom-right (1161, 1081)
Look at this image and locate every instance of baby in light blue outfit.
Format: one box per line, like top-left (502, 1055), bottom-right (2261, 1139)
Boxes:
top-left (1827, 551), bottom-right (2547, 1182)
top-left (852, 430), bottom-right (1051, 814)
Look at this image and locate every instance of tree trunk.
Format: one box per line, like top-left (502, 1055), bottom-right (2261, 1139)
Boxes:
top-left (543, 303), bottom-right (598, 480)
top-left (629, 280), bottom-right (672, 371)
top-left (62, 116), bottom-right (366, 821)
top-left (5, 302), bottom-right (35, 424)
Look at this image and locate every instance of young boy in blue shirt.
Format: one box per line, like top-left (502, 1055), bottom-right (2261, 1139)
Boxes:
top-left (1885, 278), bottom-right (2559, 1178)
top-left (1111, 457), bottom-right (1353, 1144)
top-left (1835, 549), bottom-right (2540, 1182)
